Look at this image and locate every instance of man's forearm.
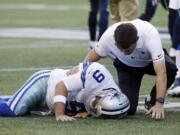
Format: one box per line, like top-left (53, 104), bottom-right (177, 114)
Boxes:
top-left (155, 71), bottom-right (167, 99)
top-left (84, 49), bottom-right (101, 62)
top-left (153, 59), bottom-right (167, 99)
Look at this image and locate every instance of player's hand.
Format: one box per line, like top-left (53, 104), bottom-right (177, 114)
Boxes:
top-left (66, 66), bottom-right (79, 76)
top-left (74, 112), bottom-right (91, 118)
top-left (145, 102), bottom-right (164, 119)
top-left (56, 115), bottom-right (76, 122)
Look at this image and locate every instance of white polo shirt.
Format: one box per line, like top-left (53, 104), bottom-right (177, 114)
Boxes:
top-left (95, 19), bottom-right (164, 67)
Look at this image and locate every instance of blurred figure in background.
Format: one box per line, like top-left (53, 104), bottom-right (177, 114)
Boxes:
top-left (167, 0), bottom-right (180, 96)
top-left (88, 0), bottom-right (109, 49)
top-left (139, 0), bottom-right (177, 58)
top-left (139, 0), bottom-right (167, 21)
top-left (109, 0), bottom-right (139, 22)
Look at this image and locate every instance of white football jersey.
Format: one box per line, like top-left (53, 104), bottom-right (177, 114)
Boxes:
top-left (63, 62), bottom-right (121, 103)
top-left (46, 69), bottom-right (81, 110)
top-left (46, 69), bottom-right (68, 110)
top-left (46, 62), bottom-right (121, 110)
top-left (95, 19), bottom-right (164, 67)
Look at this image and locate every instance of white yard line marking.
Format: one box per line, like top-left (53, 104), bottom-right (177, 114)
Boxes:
top-left (0, 28), bottom-right (88, 40)
top-left (138, 101), bottom-right (180, 111)
top-left (0, 95), bottom-right (179, 111)
top-left (0, 4), bottom-right (89, 11)
top-left (0, 43), bottom-right (85, 49)
top-left (139, 95), bottom-right (148, 98)
top-left (0, 66), bottom-right (73, 72)
top-left (0, 28), bottom-right (170, 41)
top-left (137, 106), bottom-right (180, 112)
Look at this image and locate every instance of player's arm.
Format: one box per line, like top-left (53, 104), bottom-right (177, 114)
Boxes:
top-left (66, 65), bottom-right (79, 76)
top-left (54, 81), bottom-right (76, 122)
top-left (54, 72), bottom-right (83, 122)
top-left (146, 59), bottom-right (167, 119)
top-left (67, 49), bottom-right (101, 75)
top-left (84, 48), bottom-right (102, 62)
top-left (84, 33), bottom-right (111, 62)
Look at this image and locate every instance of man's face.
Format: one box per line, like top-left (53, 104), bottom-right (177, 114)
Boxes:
top-left (119, 43), bottom-right (136, 55)
top-left (91, 96), bottom-right (101, 108)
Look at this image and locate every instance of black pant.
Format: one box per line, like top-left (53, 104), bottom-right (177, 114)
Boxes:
top-left (172, 10), bottom-right (180, 49)
top-left (139, 0), bottom-right (176, 48)
top-left (139, 0), bottom-right (158, 21)
top-left (113, 52), bottom-right (177, 115)
top-left (139, 0), bottom-right (169, 21)
top-left (88, 0), bottom-right (109, 41)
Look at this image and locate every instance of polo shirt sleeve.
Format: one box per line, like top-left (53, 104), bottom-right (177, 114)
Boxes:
top-left (94, 30), bottom-right (114, 57)
top-left (143, 25), bottom-right (164, 62)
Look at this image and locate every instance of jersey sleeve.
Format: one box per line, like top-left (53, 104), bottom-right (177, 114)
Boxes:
top-left (62, 70), bottom-right (83, 91)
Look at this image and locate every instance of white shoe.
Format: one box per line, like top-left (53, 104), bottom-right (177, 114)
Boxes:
top-left (167, 77), bottom-right (180, 96)
top-left (169, 48), bottom-right (176, 57)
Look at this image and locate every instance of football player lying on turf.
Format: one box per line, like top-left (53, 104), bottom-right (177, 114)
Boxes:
top-left (0, 62), bottom-right (130, 121)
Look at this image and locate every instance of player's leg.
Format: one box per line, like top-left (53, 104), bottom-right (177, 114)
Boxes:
top-left (0, 96), bottom-right (12, 116)
top-left (109, 0), bottom-right (120, 22)
top-left (168, 8), bottom-right (177, 58)
top-left (119, 0), bottom-right (139, 21)
top-left (0, 95), bottom-right (11, 101)
top-left (139, 0), bottom-right (158, 21)
top-left (0, 98), bottom-right (15, 116)
top-left (98, 0), bottom-right (109, 40)
top-left (168, 10), bottom-right (180, 96)
top-left (88, 0), bottom-right (98, 42)
top-left (0, 70), bottom-right (51, 116)
top-left (113, 58), bottom-right (143, 115)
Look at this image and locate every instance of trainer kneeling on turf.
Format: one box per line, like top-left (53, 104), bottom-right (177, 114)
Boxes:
top-left (81, 19), bottom-right (177, 119)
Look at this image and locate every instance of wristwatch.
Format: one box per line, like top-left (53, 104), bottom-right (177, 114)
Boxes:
top-left (156, 97), bottom-right (165, 104)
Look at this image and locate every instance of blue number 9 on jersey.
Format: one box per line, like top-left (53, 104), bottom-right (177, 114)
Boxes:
top-left (92, 70), bottom-right (105, 83)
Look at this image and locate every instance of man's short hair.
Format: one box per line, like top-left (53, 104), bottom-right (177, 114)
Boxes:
top-left (114, 23), bottom-right (138, 49)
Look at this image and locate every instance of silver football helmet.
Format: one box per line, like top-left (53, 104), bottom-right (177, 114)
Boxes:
top-left (85, 88), bottom-right (130, 118)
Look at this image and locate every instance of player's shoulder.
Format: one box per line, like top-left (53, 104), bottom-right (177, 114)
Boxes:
top-left (50, 68), bottom-right (68, 78)
top-left (51, 68), bottom-right (67, 74)
top-left (88, 62), bottom-right (106, 70)
top-left (81, 62), bottom-right (108, 75)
